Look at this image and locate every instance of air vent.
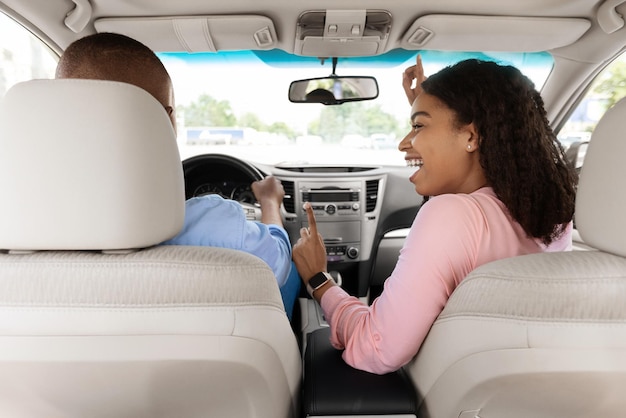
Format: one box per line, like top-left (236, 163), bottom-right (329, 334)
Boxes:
top-left (282, 180), bottom-right (295, 213)
top-left (365, 180), bottom-right (379, 212)
top-left (277, 166), bottom-right (378, 173)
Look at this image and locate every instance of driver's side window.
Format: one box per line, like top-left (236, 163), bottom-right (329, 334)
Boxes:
top-left (559, 52), bottom-right (626, 172)
top-left (0, 12), bottom-right (57, 99)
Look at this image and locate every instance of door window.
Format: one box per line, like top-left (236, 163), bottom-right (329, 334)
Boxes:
top-left (559, 53), bottom-right (626, 171)
top-left (0, 12), bottom-right (57, 99)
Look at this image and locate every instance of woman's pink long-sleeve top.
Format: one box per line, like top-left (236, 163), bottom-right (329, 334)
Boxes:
top-left (320, 187), bottom-right (572, 374)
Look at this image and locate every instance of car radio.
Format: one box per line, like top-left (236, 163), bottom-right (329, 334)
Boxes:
top-left (300, 182), bottom-right (361, 217)
top-left (297, 181), bottom-right (364, 262)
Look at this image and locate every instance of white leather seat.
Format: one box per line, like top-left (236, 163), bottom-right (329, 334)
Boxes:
top-left (406, 97), bottom-right (626, 417)
top-left (0, 79), bottom-right (301, 418)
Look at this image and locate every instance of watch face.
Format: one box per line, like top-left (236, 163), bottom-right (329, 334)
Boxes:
top-left (309, 272), bottom-right (330, 289)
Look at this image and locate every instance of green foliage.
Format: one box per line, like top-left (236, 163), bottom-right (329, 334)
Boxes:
top-left (308, 102), bottom-right (406, 142)
top-left (268, 121), bottom-right (297, 138)
top-left (308, 102), bottom-right (358, 142)
top-left (362, 105), bottom-right (410, 140)
top-left (591, 59), bottom-right (626, 113)
top-left (179, 93), bottom-right (405, 142)
top-left (177, 93), bottom-right (236, 127)
top-left (238, 112), bottom-right (264, 130)
top-left (237, 113), bottom-right (298, 138)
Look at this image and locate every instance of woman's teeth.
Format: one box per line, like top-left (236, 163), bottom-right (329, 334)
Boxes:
top-left (406, 159), bottom-right (423, 168)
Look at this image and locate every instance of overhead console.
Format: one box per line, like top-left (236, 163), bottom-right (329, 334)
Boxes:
top-left (294, 9), bottom-right (392, 57)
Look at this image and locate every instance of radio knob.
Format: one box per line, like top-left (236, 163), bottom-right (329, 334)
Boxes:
top-left (347, 247), bottom-right (359, 259)
top-left (325, 204), bottom-right (337, 215)
top-left (352, 202), bottom-right (360, 211)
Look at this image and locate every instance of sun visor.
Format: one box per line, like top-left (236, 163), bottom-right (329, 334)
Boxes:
top-left (94, 15), bottom-right (277, 52)
top-left (401, 15), bottom-right (591, 52)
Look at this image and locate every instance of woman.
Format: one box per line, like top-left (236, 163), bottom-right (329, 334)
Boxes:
top-left (292, 57), bottom-right (577, 374)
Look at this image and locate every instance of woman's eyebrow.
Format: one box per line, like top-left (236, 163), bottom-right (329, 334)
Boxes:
top-left (411, 110), bottom-right (430, 120)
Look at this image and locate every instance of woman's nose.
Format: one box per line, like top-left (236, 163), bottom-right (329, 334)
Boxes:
top-left (398, 131), bottom-right (414, 152)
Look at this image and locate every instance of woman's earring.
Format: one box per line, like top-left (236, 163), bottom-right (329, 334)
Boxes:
top-left (467, 145), bottom-right (471, 150)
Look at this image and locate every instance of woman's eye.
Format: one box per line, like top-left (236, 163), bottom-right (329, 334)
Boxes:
top-left (411, 123), bottom-right (422, 132)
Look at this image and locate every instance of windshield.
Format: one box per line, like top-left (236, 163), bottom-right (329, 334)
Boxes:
top-left (159, 50), bottom-right (553, 167)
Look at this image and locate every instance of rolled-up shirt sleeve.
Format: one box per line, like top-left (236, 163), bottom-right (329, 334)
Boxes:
top-left (241, 222), bottom-right (292, 287)
top-left (162, 195), bottom-right (292, 286)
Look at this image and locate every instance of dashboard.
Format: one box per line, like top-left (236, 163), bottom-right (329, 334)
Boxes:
top-left (190, 179), bottom-right (256, 203)
top-left (182, 153), bottom-right (424, 298)
top-left (183, 154), bottom-right (263, 202)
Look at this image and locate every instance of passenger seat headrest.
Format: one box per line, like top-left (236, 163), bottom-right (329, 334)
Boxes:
top-left (0, 79), bottom-right (185, 251)
top-left (576, 96), bottom-right (626, 257)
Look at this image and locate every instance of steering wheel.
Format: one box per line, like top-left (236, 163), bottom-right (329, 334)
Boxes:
top-left (181, 153), bottom-right (264, 222)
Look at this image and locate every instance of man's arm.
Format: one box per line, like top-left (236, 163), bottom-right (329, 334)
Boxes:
top-left (252, 176), bottom-right (284, 227)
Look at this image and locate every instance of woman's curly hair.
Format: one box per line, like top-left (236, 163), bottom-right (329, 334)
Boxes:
top-left (421, 59), bottom-right (577, 245)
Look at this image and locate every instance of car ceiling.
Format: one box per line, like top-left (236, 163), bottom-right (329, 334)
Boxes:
top-left (2, 0), bottom-right (626, 126)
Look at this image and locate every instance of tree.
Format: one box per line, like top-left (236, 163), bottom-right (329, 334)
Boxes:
top-left (238, 112), bottom-right (265, 131)
top-left (178, 94), bottom-right (236, 127)
top-left (307, 101), bottom-right (406, 142)
top-left (268, 121), bottom-right (297, 139)
top-left (591, 59), bottom-right (626, 113)
top-left (308, 105), bottom-right (348, 142)
top-left (361, 104), bottom-right (408, 139)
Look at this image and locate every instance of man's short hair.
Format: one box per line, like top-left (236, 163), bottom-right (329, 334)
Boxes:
top-left (56, 32), bottom-right (170, 83)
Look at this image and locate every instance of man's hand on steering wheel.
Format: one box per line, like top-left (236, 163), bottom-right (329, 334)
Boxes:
top-left (251, 175), bottom-right (285, 227)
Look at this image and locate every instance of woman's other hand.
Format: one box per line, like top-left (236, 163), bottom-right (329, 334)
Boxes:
top-left (402, 54), bottom-right (427, 106)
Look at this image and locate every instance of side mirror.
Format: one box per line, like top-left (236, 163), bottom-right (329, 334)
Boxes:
top-left (288, 76), bottom-right (379, 105)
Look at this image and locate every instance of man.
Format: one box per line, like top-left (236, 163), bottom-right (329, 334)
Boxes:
top-left (56, 32), bottom-right (299, 317)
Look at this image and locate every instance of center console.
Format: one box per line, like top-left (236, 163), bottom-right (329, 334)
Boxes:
top-left (299, 179), bottom-right (365, 262)
top-left (277, 171), bottom-right (386, 341)
top-left (272, 167), bottom-right (421, 418)
top-left (279, 174), bottom-right (385, 268)
top-left (303, 327), bottom-right (418, 417)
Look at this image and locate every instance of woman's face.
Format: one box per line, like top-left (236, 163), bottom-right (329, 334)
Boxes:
top-left (399, 92), bottom-right (485, 196)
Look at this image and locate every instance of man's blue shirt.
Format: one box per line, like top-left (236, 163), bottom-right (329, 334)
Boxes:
top-left (161, 194), bottom-right (292, 287)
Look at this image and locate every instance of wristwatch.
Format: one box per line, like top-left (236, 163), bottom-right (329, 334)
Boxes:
top-left (306, 271), bottom-right (333, 298)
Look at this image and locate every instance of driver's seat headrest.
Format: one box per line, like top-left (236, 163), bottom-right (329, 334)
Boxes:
top-left (0, 79), bottom-right (185, 251)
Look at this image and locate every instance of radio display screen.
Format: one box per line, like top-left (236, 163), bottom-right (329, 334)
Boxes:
top-left (309, 192), bottom-right (352, 202)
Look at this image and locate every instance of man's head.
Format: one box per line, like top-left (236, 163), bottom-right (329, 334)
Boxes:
top-left (56, 32), bottom-right (176, 132)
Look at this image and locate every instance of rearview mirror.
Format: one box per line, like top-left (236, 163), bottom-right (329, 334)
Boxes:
top-left (288, 76), bottom-right (379, 105)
